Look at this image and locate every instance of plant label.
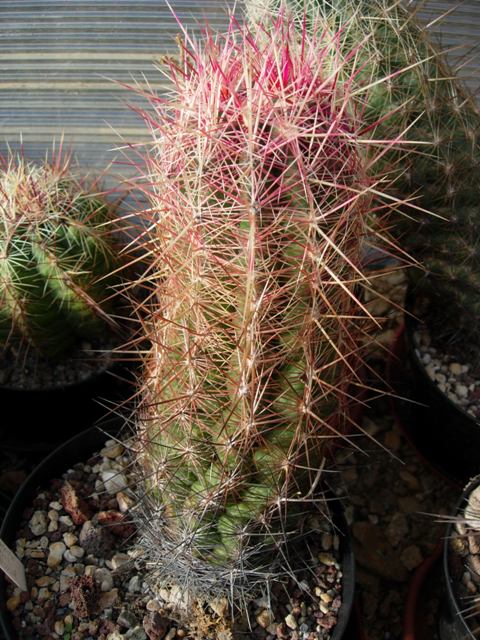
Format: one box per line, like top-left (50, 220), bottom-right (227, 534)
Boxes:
top-left (0, 539), bottom-right (27, 592)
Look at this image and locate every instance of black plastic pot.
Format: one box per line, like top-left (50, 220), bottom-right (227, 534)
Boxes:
top-left (0, 354), bottom-right (138, 459)
top-left (439, 476), bottom-right (480, 640)
top-left (0, 424), bottom-right (356, 640)
top-left (387, 292), bottom-right (479, 484)
top-left (0, 420), bottom-right (123, 640)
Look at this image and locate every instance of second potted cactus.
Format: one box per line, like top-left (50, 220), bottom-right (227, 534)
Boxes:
top-left (0, 152), bottom-right (134, 453)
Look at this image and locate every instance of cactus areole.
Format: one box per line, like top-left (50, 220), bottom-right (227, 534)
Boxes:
top-left (0, 155), bottom-right (120, 360)
top-left (135, 12), bottom-right (395, 615)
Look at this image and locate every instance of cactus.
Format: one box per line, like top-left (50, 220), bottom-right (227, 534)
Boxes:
top-left (0, 153), bottom-right (120, 359)
top-left (133, 11), bottom-right (401, 625)
top-left (246, 0), bottom-right (480, 364)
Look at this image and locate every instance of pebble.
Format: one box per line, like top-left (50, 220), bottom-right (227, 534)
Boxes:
top-left (257, 609), bottom-right (274, 628)
top-left (400, 545), bottom-right (423, 571)
top-left (29, 511), bottom-right (47, 536)
top-left (284, 613), bottom-right (298, 630)
top-left (63, 532), bottom-right (78, 547)
top-left (102, 470), bottom-right (128, 494)
top-left (47, 541), bottom-right (66, 568)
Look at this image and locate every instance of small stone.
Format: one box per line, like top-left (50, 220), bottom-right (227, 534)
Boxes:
top-left (400, 545), bottom-right (423, 571)
top-left (256, 609), bottom-right (274, 628)
top-left (37, 587), bottom-right (50, 601)
top-left (320, 593), bottom-right (333, 604)
top-left (386, 513), bottom-right (409, 548)
top-left (455, 384), bottom-right (468, 398)
top-left (165, 630), bottom-right (176, 640)
top-left (69, 545), bottom-right (85, 559)
top-left (98, 588), bottom-right (120, 611)
top-left (146, 599), bottom-right (161, 612)
top-left (127, 628), bottom-right (148, 640)
top-left (321, 533), bottom-right (333, 550)
top-left (6, 595), bottom-right (20, 612)
top-left (29, 511), bottom-right (47, 536)
top-left (102, 470), bottom-right (128, 495)
top-left (111, 553), bottom-right (131, 570)
top-left (285, 613), bottom-right (298, 630)
top-left (107, 633), bottom-right (124, 640)
top-left (143, 611), bottom-right (168, 640)
top-left (469, 536), bottom-right (480, 555)
top-left (384, 430), bottom-right (401, 452)
top-left (101, 441), bottom-right (124, 459)
top-left (35, 576), bottom-right (54, 587)
top-left (117, 491), bottom-right (134, 513)
top-left (63, 532), bottom-right (78, 548)
top-left (128, 575), bottom-right (141, 593)
top-left (54, 620), bottom-right (65, 635)
top-left (47, 541), bottom-right (66, 568)
top-left (60, 482), bottom-right (92, 525)
top-left (59, 515), bottom-right (74, 527)
top-left (318, 552), bottom-right (335, 566)
top-left (79, 519), bottom-right (114, 556)
top-left (118, 609), bottom-right (140, 629)
top-left (210, 597), bottom-right (228, 618)
top-left (95, 568), bottom-right (114, 592)
top-left (449, 362), bottom-right (463, 376)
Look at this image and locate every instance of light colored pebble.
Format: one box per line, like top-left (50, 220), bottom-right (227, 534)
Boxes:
top-left (102, 470), bottom-right (128, 495)
top-left (47, 542), bottom-right (66, 568)
top-left (285, 613), bottom-right (298, 630)
top-left (29, 511), bottom-right (47, 536)
top-left (63, 532), bottom-right (78, 548)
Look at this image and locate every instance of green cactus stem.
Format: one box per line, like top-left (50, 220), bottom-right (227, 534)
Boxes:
top-left (132, 10), bottom-right (403, 623)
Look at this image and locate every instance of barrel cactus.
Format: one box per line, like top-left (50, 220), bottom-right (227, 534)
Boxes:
top-left (133, 11), bottom-right (401, 629)
top-left (246, 0), bottom-right (480, 364)
top-left (0, 154), bottom-right (120, 359)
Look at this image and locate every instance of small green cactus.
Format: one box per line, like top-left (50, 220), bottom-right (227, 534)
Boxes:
top-left (132, 11), bottom-right (403, 624)
top-left (246, 0), bottom-right (480, 362)
top-left (0, 154), bottom-right (120, 358)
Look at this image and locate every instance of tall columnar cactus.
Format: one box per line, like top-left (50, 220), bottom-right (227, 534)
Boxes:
top-left (0, 154), bottom-right (120, 358)
top-left (134, 12), bottom-right (400, 622)
top-left (246, 0), bottom-right (480, 363)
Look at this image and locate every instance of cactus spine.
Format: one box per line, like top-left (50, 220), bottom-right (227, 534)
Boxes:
top-left (0, 154), bottom-right (120, 358)
top-left (246, 0), bottom-right (480, 363)
top-left (134, 11), bottom-right (400, 623)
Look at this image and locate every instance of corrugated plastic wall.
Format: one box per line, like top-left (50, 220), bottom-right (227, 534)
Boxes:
top-left (0, 1), bottom-right (479, 181)
top-left (0, 1), bottom-right (232, 181)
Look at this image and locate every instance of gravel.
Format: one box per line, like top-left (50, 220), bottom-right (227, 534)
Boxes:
top-left (0, 332), bottom-right (119, 390)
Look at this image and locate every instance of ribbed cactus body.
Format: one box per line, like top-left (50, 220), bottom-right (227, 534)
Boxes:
top-left (247, 0), bottom-right (480, 360)
top-left (135, 14), bottom-right (395, 607)
top-left (0, 158), bottom-right (119, 358)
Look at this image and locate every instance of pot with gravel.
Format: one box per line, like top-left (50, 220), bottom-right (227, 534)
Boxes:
top-left (0, 153), bottom-right (136, 456)
top-left (386, 290), bottom-right (480, 483)
top-left (439, 476), bottom-right (480, 639)
top-left (0, 421), bottom-right (355, 640)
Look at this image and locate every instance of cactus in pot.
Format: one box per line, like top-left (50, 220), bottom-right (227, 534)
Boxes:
top-left (246, 0), bottom-right (480, 365)
top-left (133, 11), bottom-right (402, 630)
top-left (0, 153), bottom-right (121, 360)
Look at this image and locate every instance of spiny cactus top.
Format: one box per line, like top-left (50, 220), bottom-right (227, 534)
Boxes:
top-left (249, 0), bottom-right (480, 364)
top-left (133, 12), bottom-right (401, 615)
top-left (0, 154), bottom-right (120, 359)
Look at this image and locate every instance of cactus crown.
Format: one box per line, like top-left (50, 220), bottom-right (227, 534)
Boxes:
top-left (0, 153), bottom-right (120, 359)
top-left (133, 9), bottom-right (402, 622)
